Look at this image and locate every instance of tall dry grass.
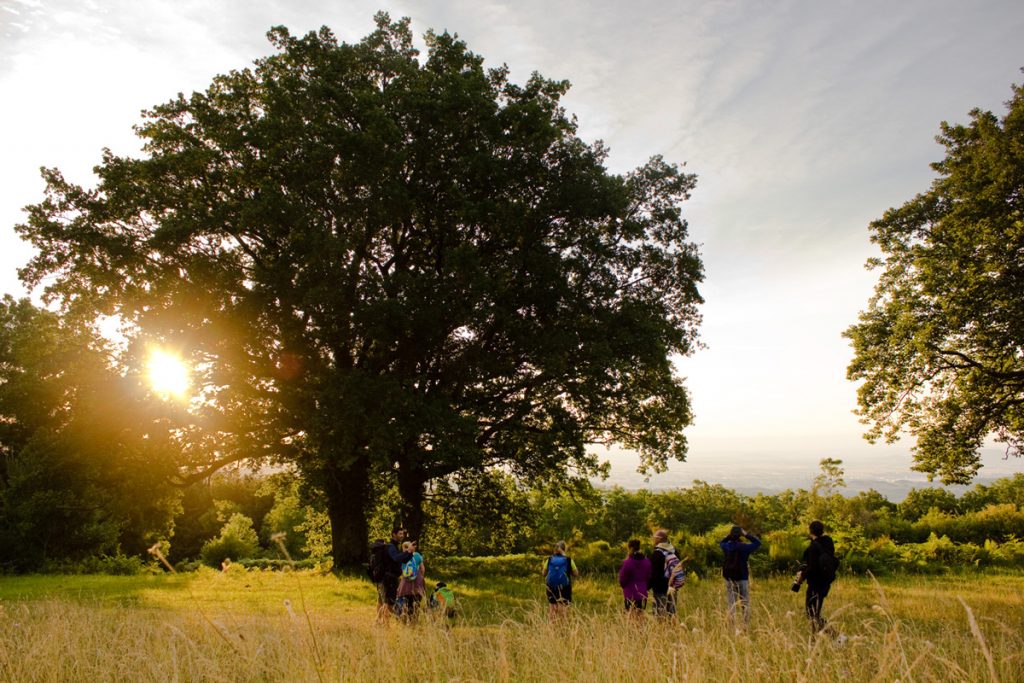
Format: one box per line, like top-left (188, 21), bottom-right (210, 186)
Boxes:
top-left (0, 572), bottom-right (1020, 682)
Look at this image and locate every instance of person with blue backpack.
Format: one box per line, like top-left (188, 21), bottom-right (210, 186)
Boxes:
top-left (395, 539), bottom-right (426, 619)
top-left (542, 541), bottom-right (578, 619)
top-left (720, 525), bottom-right (761, 630)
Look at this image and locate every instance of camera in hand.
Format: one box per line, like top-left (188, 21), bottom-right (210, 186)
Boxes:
top-left (790, 563), bottom-right (807, 592)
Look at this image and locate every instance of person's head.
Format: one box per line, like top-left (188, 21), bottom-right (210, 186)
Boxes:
top-left (409, 539), bottom-right (418, 551)
top-left (653, 529), bottom-right (669, 544)
top-left (554, 540), bottom-right (567, 555)
top-left (627, 539), bottom-right (641, 554)
top-left (728, 525), bottom-right (743, 541)
top-left (809, 520), bottom-right (825, 538)
top-left (391, 526), bottom-right (406, 542)
top-left (401, 541), bottom-right (413, 552)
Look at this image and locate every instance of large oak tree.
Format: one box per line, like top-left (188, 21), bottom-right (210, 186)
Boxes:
top-left (17, 14), bottom-right (704, 566)
top-left (846, 78), bottom-right (1024, 484)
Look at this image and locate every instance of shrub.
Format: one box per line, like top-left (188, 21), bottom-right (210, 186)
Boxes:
top-left (200, 513), bottom-right (260, 567)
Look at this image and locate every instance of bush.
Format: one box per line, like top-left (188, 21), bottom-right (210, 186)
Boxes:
top-left (39, 553), bottom-right (149, 575)
top-left (200, 513), bottom-right (260, 567)
top-left (237, 558), bottom-right (318, 571)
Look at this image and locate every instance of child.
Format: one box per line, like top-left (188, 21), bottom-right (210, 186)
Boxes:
top-left (395, 540), bottom-right (425, 618)
top-left (429, 581), bottom-right (457, 619)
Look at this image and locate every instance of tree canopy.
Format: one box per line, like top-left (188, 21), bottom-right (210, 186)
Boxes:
top-left (16, 14), bottom-right (704, 566)
top-left (0, 297), bottom-right (179, 569)
top-left (846, 77), bottom-right (1024, 484)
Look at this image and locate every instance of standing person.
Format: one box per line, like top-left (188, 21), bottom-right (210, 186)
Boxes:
top-left (797, 520), bottom-right (838, 634)
top-left (381, 527), bottom-right (413, 621)
top-left (618, 539), bottom-right (652, 618)
top-left (542, 541), bottom-right (578, 619)
top-left (649, 529), bottom-right (678, 618)
top-left (396, 540), bottom-right (426, 619)
top-left (720, 526), bottom-right (761, 629)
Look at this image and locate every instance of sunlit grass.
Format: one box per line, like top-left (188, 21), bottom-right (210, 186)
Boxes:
top-left (0, 571), bottom-right (1020, 681)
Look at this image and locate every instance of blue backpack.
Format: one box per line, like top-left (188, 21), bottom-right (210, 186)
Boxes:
top-left (546, 554), bottom-right (572, 588)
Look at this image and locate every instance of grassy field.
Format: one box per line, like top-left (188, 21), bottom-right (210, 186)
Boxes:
top-left (0, 568), bottom-right (1021, 682)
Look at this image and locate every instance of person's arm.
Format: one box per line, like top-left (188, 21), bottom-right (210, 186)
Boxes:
top-left (570, 559), bottom-right (579, 577)
top-left (387, 544), bottom-right (412, 565)
top-left (541, 557), bottom-right (549, 578)
top-left (745, 532), bottom-right (762, 551)
top-left (618, 560), bottom-right (629, 587)
top-left (720, 539), bottom-right (731, 552)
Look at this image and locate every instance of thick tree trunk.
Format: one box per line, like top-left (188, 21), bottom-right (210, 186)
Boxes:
top-left (396, 462), bottom-right (427, 541)
top-left (322, 457), bottom-right (370, 571)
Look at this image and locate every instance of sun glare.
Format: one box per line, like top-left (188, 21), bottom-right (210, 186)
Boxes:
top-left (146, 348), bottom-right (191, 399)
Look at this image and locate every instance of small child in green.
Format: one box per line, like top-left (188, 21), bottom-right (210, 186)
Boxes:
top-left (429, 582), bottom-right (456, 619)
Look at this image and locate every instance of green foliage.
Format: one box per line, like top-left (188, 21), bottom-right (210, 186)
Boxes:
top-left (14, 13), bottom-right (704, 567)
top-left (0, 297), bottom-right (180, 572)
top-left (960, 473), bottom-right (1024, 511)
top-left (169, 472), bottom-right (274, 563)
top-left (845, 77), bottom-right (1024, 484)
top-left (258, 472), bottom-right (312, 559)
top-left (295, 509), bottom-right (332, 565)
top-left (199, 513), bottom-right (261, 567)
top-left (40, 553), bottom-right (150, 576)
top-left (898, 487), bottom-right (961, 520)
top-left (421, 470), bottom-right (535, 556)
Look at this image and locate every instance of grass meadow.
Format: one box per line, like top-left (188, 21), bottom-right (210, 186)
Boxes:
top-left (0, 568), bottom-right (1021, 682)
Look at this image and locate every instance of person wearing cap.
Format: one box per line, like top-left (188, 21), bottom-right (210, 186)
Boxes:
top-left (719, 525), bottom-right (761, 629)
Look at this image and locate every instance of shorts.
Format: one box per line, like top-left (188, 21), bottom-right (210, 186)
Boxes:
top-left (624, 598), bottom-right (647, 611)
top-left (546, 583), bottom-right (572, 604)
top-left (382, 576), bottom-right (400, 607)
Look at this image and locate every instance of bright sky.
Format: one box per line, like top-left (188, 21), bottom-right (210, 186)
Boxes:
top-left (2, 0), bottom-right (1023, 493)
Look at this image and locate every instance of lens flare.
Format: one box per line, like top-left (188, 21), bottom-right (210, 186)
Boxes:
top-left (146, 348), bottom-right (190, 399)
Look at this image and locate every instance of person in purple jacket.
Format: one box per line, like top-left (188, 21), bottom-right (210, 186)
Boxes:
top-left (618, 539), bottom-right (652, 617)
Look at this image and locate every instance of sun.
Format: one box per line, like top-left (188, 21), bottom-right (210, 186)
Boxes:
top-left (146, 347), bottom-right (191, 399)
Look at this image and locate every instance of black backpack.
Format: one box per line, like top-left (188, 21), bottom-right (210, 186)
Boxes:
top-left (815, 541), bottom-right (838, 583)
top-left (367, 540), bottom-right (388, 583)
top-left (722, 548), bottom-right (743, 580)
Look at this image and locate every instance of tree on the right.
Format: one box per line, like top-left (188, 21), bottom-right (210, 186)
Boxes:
top-left (846, 76), bottom-right (1024, 484)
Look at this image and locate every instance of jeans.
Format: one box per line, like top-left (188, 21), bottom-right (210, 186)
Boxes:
top-left (725, 579), bottom-right (750, 626)
top-left (652, 591), bottom-right (676, 617)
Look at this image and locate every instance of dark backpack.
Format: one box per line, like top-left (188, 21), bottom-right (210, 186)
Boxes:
top-left (815, 542), bottom-right (838, 583)
top-left (722, 548), bottom-right (743, 580)
top-left (368, 540), bottom-right (388, 583)
top-left (546, 554), bottom-right (572, 588)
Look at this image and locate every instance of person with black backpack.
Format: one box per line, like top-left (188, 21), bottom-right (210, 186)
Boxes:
top-left (368, 527), bottom-right (413, 622)
top-left (719, 525), bottom-right (761, 630)
top-left (796, 520), bottom-right (838, 634)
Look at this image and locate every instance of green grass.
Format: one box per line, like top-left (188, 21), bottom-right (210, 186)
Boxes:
top-left (0, 569), bottom-right (1021, 681)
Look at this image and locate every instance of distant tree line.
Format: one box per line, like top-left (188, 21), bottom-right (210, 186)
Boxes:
top-left (4, 416), bottom-right (1022, 575)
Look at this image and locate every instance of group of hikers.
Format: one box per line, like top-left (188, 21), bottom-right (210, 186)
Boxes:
top-left (369, 520), bottom-right (839, 635)
top-left (608, 520), bottom-right (837, 634)
top-left (368, 527), bottom-right (455, 623)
